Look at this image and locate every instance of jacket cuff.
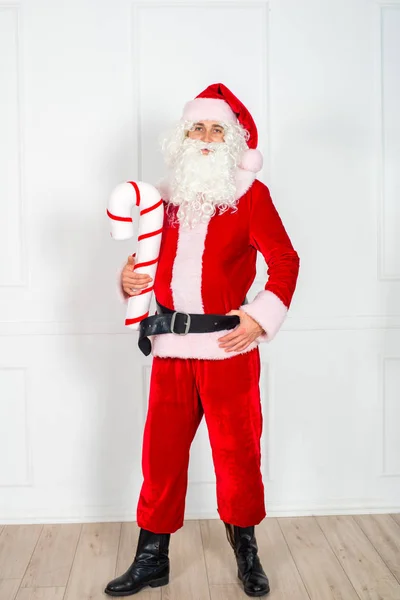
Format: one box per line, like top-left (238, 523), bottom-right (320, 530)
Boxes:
top-left (240, 289), bottom-right (288, 343)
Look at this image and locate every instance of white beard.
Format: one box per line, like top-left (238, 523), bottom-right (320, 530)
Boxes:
top-left (165, 138), bottom-right (242, 228)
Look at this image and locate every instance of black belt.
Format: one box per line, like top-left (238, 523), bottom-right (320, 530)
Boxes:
top-left (138, 299), bottom-right (246, 357)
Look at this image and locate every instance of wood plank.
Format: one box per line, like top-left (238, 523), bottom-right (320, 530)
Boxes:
top-left (354, 514), bottom-right (400, 583)
top-left (200, 519), bottom-right (236, 584)
top-left (15, 588), bottom-right (65, 600)
top-left (0, 526), bottom-right (42, 579)
top-left (209, 583), bottom-right (250, 599)
top-left (257, 518), bottom-right (310, 599)
top-left (115, 522), bottom-right (160, 599)
top-left (391, 514), bottom-right (400, 528)
top-left (0, 579), bottom-right (20, 600)
top-left (63, 522), bottom-right (120, 600)
top-left (21, 524), bottom-right (81, 588)
top-left (163, 520), bottom-right (210, 600)
top-left (201, 518), bottom-right (310, 599)
top-left (2, 515), bottom-right (398, 600)
top-left (278, 516), bottom-right (359, 600)
top-left (317, 515), bottom-right (400, 599)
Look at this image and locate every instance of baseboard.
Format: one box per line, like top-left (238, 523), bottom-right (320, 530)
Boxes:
top-left (1, 501), bottom-right (400, 524)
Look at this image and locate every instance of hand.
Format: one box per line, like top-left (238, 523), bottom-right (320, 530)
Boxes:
top-left (121, 255), bottom-right (153, 297)
top-left (218, 309), bottom-right (265, 353)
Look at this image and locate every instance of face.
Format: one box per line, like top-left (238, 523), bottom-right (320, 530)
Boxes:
top-left (187, 120), bottom-right (225, 154)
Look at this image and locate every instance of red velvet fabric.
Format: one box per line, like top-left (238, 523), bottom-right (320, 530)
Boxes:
top-left (136, 348), bottom-right (266, 533)
top-left (155, 179), bottom-right (300, 316)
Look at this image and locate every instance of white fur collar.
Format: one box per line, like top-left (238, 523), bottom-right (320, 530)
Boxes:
top-left (155, 168), bottom-right (256, 202)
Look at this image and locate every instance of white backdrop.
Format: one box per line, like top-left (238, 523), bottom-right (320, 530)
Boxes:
top-left (1, 0), bottom-right (400, 523)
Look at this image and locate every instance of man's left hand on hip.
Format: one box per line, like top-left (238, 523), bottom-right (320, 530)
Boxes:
top-left (217, 310), bottom-right (265, 353)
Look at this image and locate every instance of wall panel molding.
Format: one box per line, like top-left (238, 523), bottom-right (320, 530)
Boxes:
top-left (260, 361), bottom-right (273, 481)
top-left (379, 356), bottom-right (400, 477)
top-left (0, 367), bottom-right (32, 487)
top-left (1, 314), bottom-right (400, 336)
top-left (131, 1), bottom-right (270, 181)
top-left (376, 2), bottom-right (400, 280)
top-left (1, 498), bottom-right (400, 524)
top-left (0, 5), bottom-right (26, 287)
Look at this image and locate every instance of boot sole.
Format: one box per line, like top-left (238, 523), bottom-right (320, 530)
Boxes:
top-left (104, 575), bottom-right (169, 596)
top-left (238, 573), bottom-right (270, 597)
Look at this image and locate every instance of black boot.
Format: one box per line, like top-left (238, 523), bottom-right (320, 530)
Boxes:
top-left (224, 522), bottom-right (270, 597)
top-left (104, 528), bottom-right (170, 596)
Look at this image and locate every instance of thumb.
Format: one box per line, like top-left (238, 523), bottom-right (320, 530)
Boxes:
top-left (226, 309), bottom-right (241, 317)
top-left (127, 254), bottom-right (135, 264)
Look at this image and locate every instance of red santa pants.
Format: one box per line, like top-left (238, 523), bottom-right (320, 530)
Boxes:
top-left (136, 346), bottom-right (266, 534)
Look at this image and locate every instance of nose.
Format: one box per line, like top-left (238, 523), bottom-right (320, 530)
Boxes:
top-left (203, 129), bottom-right (212, 143)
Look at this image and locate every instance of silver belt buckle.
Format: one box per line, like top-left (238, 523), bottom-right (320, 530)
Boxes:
top-left (170, 311), bottom-right (191, 335)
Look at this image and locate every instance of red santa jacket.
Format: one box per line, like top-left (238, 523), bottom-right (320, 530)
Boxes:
top-left (135, 170), bottom-right (300, 360)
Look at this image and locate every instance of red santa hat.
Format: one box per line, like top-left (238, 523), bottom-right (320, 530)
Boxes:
top-left (181, 83), bottom-right (263, 173)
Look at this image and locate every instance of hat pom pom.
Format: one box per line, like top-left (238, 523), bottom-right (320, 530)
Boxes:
top-left (239, 148), bottom-right (263, 173)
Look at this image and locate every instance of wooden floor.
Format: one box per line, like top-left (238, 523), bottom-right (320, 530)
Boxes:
top-left (0, 515), bottom-right (400, 600)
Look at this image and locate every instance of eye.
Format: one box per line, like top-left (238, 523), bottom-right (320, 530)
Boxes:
top-left (194, 126), bottom-right (203, 131)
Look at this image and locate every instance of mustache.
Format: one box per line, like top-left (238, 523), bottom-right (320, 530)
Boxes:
top-left (182, 139), bottom-right (223, 152)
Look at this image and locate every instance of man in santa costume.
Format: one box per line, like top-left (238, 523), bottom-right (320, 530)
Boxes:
top-left (105, 83), bottom-right (299, 598)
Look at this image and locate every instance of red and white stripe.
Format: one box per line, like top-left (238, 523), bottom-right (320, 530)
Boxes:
top-left (107, 181), bottom-right (164, 330)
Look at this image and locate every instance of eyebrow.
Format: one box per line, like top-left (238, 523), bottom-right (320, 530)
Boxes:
top-left (194, 122), bottom-right (224, 128)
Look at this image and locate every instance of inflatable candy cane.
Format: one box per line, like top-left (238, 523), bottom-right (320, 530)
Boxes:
top-left (107, 181), bottom-right (164, 330)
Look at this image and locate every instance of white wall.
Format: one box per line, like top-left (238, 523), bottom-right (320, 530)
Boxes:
top-left (0, 0), bottom-right (399, 523)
